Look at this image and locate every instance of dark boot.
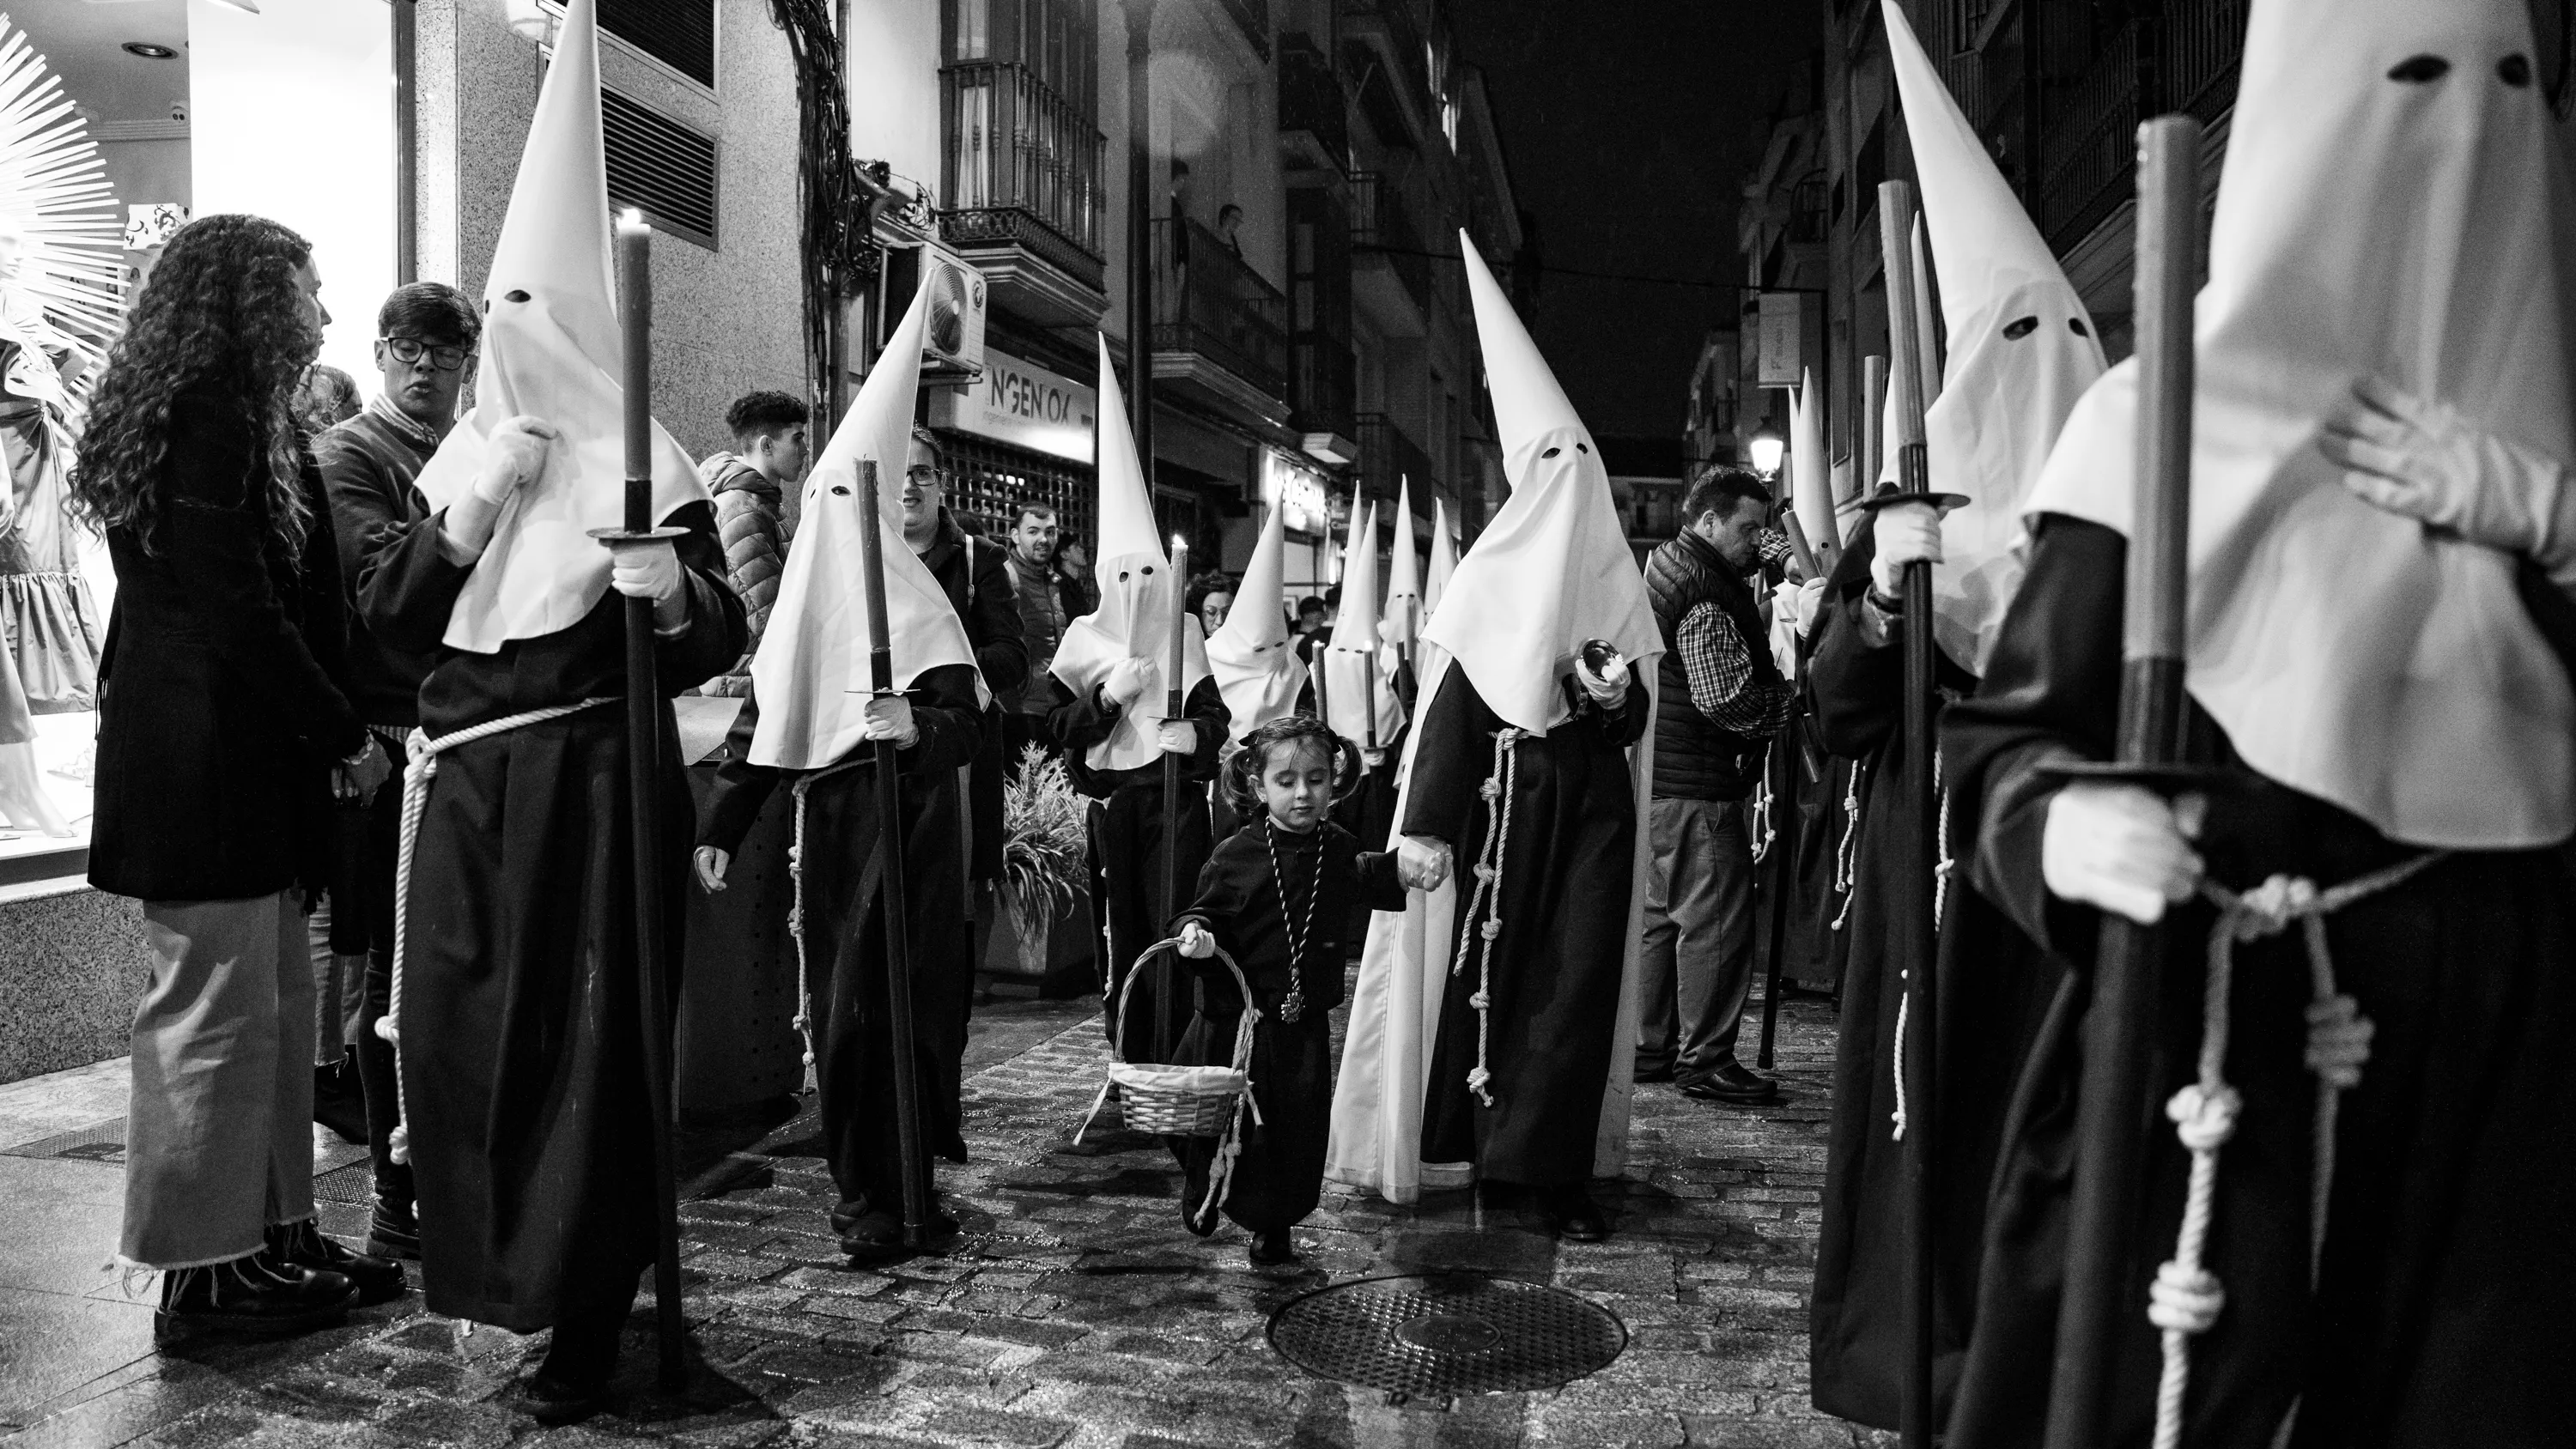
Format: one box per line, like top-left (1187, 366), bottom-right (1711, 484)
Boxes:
top-left (312, 1052), bottom-right (368, 1145)
top-left (155, 1252), bottom-right (355, 1341)
top-left (518, 1304), bottom-right (626, 1426)
top-left (366, 1189), bottom-right (420, 1262)
top-left (267, 1219), bottom-right (407, 1305)
top-left (1534, 1183), bottom-right (1610, 1243)
top-left (1248, 1229), bottom-right (1299, 1267)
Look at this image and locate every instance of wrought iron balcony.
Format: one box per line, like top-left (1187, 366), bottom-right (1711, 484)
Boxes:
top-left (1278, 33), bottom-right (1348, 173)
top-left (1349, 170), bottom-right (1431, 332)
top-left (1353, 410), bottom-right (1438, 514)
top-left (2033, 0), bottom-right (2248, 250)
top-left (1340, 0), bottom-right (1434, 147)
top-left (939, 60), bottom-right (1109, 310)
top-left (1293, 336), bottom-right (1357, 449)
top-left (1151, 217), bottom-right (1291, 411)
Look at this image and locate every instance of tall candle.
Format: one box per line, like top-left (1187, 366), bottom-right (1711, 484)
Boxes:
top-left (1166, 534), bottom-right (1189, 725)
top-left (617, 209), bottom-right (652, 534)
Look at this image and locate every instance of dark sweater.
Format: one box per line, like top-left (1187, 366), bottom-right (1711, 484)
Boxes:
top-left (313, 406), bottom-right (440, 727)
top-left (1171, 818), bottom-right (1406, 1016)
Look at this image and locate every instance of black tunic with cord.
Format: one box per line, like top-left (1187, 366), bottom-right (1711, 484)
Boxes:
top-left (357, 502), bottom-right (744, 1332)
top-left (696, 666), bottom-right (983, 1239)
top-left (1407, 664), bottom-right (1648, 1187)
top-left (1939, 514), bottom-right (2576, 1449)
top-left (1170, 819), bottom-right (1406, 1234)
top-left (1803, 523), bottom-right (2057, 1431)
top-left (1047, 675), bottom-right (1230, 1060)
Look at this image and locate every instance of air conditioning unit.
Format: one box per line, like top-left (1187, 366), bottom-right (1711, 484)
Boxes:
top-left (887, 241), bottom-right (987, 380)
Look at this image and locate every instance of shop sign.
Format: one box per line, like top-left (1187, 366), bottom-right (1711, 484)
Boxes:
top-left (1756, 291), bottom-right (1803, 387)
top-left (930, 348), bottom-right (1097, 463)
top-left (1261, 451), bottom-right (1329, 535)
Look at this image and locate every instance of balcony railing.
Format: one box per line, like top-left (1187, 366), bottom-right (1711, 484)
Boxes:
top-left (2034, 0), bottom-right (2249, 250)
top-left (1354, 410), bottom-right (1438, 512)
top-left (1349, 170), bottom-right (1431, 315)
top-left (939, 60), bottom-right (1108, 277)
top-left (1292, 336), bottom-right (1357, 443)
top-left (1151, 218), bottom-right (1290, 400)
top-left (1278, 33), bottom-right (1349, 167)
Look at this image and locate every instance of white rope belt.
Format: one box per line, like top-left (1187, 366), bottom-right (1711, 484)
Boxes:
top-left (1830, 759), bottom-right (1866, 932)
top-left (2148, 850), bottom-right (2445, 1449)
top-left (786, 757), bottom-right (872, 1089)
top-left (375, 698), bottom-right (617, 1164)
top-left (1447, 726), bottom-right (1523, 1107)
top-left (1750, 744), bottom-right (1776, 864)
top-left (1890, 751), bottom-right (1951, 1143)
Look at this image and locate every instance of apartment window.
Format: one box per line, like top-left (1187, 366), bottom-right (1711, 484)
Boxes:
top-left (951, 0), bottom-right (1097, 115)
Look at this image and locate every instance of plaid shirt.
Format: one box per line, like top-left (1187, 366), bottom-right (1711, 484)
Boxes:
top-left (1673, 530), bottom-right (1797, 735)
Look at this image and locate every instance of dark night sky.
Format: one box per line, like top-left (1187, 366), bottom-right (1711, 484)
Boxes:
top-left (1461, 0), bottom-right (1824, 440)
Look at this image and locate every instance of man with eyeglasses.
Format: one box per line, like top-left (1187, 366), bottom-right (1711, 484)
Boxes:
top-left (311, 282), bottom-right (481, 1264)
top-left (900, 426), bottom-right (1030, 919)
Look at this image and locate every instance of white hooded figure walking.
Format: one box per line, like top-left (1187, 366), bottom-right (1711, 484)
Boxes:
top-left (1205, 502), bottom-right (1307, 746)
top-left (1326, 233), bottom-right (1662, 1241)
top-left (1942, 1), bottom-right (2576, 1446)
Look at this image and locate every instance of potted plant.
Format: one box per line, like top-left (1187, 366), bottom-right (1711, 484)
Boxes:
top-left (987, 744), bottom-right (1091, 979)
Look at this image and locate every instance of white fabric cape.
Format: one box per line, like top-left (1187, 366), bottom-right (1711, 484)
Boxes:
top-left (2025, 0), bottom-right (2575, 849)
top-left (1205, 504), bottom-right (1303, 743)
top-left (746, 277), bottom-right (984, 770)
top-left (1321, 501), bottom-right (1406, 759)
top-left (1382, 477), bottom-right (1424, 648)
top-left (410, 0), bottom-right (706, 652)
top-left (1325, 652), bottom-right (1657, 1202)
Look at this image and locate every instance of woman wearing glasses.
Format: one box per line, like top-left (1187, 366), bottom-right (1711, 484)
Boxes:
top-left (310, 282), bottom-right (481, 1267)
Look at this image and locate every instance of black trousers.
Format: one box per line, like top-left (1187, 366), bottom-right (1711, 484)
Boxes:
top-left (1177, 1005), bottom-right (1331, 1235)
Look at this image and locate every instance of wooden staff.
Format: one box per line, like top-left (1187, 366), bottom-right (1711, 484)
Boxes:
top-left (1862, 355), bottom-right (1889, 504)
top-left (2042, 117), bottom-right (2205, 1449)
top-left (601, 214), bottom-right (687, 1387)
top-left (1876, 179), bottom-right (1966, 1449)
top-left (1158, 534), bottom-right (1189, 1058)
top-left (1911, 215), bottom-right (1943, 409)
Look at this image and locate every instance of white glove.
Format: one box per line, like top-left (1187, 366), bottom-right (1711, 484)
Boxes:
top-left (1362, 747), bottom-right (1387, 769)
top-left (1576, 651), bottom-right (1630, 706)
top-left (2320, 375), bottom-right (2576, 586)
top-left (2041, 783), bottom-right (2208, 925)
top-left (1397, 834), bottom-right (1453, 892)
top-left (605, 537), bottom-right (687, 634)
top-left (860, 694), bottom-right (918, 747)
top-left (473, 415), bottom-right (556, 505)
top-left (693, 846), bottom-right (731, 894)
top-left (1103, 658), bottom-right (1151, 707)
top-left (1870, 500), bottom-right (1944, 601)
top-left (1156, 719), bottom-right (1198, 756)
top-left (1176, 920), bottom-right (1216, 959)
top-left (1772, 578), bottom-right (1826, 635)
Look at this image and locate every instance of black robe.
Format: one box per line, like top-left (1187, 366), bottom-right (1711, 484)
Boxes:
top-left (1170, 820), bottom-right (1407, 1233)
top-left (1047, 674), bottom-right (1230, 1061)
top-left (696, 666), bottom-right (982, 1230)
top-left (1941, 515), bottom-right (2576, 1449)
top-left (358, 501), bottom-right (745, 1331)
top-left (1803, 524), bottom-right (2056, 1430)
top-left (1408, 664), bottom-right (1648, 1186)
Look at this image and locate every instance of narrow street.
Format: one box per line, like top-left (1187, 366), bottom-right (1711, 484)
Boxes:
top-left (1, 988), bottom-right (1877, 1449)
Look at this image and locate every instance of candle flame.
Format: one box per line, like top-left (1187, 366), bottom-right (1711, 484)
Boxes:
top-left (1170, 533), bottom-right (1188, 555)
top-left (618, 208), bottom-right (647, 230)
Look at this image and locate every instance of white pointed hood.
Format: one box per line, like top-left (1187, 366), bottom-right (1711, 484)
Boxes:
top-left (1884, 0), bottom-right (2104, 671)
top-left (1205, 504), bottom-right (1303, 743)
top-left (1382, 476), bottom-right (1424, 646)
top-left (1427, 233), bottom-right (1661, 733)
top-left (1049, 336), bottom-right (1212, 770)
top-left (1425, 494), bottom-right (1457, 610)
top-left (1790, 371), bottom-right (1832, 560)
top-left (747, 279), bottom-right (983, 769)
top-left (2026, 0), bottom-right (2575, 848)
top-left (411, 0), bottom-right (706, 652)
top-left (1323, 501), bottom-right (1406, 752)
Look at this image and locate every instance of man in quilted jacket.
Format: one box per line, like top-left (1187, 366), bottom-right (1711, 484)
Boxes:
top-left (700, 390), bottom-right (809, 695)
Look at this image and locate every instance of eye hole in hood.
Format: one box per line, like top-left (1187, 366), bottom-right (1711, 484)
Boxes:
top-left (2499, 54), bottom-right (2531, 87)
top-left (2387, 54), bottom-right (2451, 83)
top-left (2002, 316), bottom-right (2039, 340)
top-left (502, 289), bottom-right (532, 303)
top-left (2069, 318), bottom-right (2090, 337)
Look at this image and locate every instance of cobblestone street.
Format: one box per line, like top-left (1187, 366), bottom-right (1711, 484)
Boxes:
top-left (2, 989), bottom-right (1882, 1449)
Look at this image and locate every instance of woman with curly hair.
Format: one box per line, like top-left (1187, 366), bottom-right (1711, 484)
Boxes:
top-left (73, 212), bottom-right (404, 1340)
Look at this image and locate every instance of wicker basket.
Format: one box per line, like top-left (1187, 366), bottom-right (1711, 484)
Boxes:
top-left (1078, 938), bottom-right (1260, 1142)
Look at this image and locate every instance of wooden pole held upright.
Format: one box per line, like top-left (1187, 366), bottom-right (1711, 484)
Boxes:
top-left (1158, 535), bottom-right (1189, 1058)
top-left (2041, 115), bottom-right (2204, 1449)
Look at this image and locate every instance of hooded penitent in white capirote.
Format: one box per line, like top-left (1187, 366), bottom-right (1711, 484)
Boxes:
top-left (1327, 233), bottom-right (1661, 1203)
top-left (410, 0), bottom-right (705, 652)
top-left (1419, 233), bottom-right (1662, 734)
top-left (1205, 503), bottom-right (1303, 743)
top-left (1791, 369), bottom-right (1832, 560)
top-left (2025, 0), bottom-right (2574, 850)
top-left (1880, 0), bottom-right (2105, 674)
top-left (746, 277), bottom-right (983, 770)
top-left (1382, 476), bottom-right (1424, 649)
top-left (1048, 335), bottom-right (1212, 772)
top-left (1321, 500), bottom-right (1406, 759)
top-left (1413, 494), bottom-right (1459, 685)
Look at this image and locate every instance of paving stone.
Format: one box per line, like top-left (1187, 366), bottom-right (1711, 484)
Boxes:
top-left (911, 1405), bottom-right (1075, 1446)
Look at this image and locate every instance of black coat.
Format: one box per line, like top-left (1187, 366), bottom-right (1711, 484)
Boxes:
top-left (90, 384), bottom-right (364, 901)
top-left (918, 510), bottom-right (1030, 882)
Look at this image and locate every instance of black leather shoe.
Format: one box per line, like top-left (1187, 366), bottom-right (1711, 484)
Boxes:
top-left (268, 1220), bottom-right (406, 1305)
top-left (313, 1059), bottom-right (368, 1145)
top-left (155, 1253), bottom-right (355, 1341)
top-left (517, 1370), bottom-right (608, 1427)
top-left (838, 1208), bottom-right (960, 1261)
top-left (1535, 1185), bottom-right (1610, 1244)
top-left (366, 1193), bottom-right (421, 1262)
top-left (1248, 1230), bottom-right (1299, 1267)
top-left (1680, 1060), bottom-right (1783, 1106)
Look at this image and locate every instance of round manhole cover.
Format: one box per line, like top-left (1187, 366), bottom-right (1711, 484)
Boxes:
top-left (1267, 1272), bottom-right (1626, 1397)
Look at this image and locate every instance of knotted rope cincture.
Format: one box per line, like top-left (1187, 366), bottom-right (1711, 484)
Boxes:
top-left (1750, 744), bottom-right (1777, 865)
top-left (786, 756), bottom-right (872, 1089)
top-left (2147, 851), bottom-right (2445, 1449)
top-left (1891, 755), bottom-right (1952, 1143)
top-left (378, 698), bottom-right (616, 1165)
top-left (1189, 998), bottom-right (1268, 1233)
top-left (1446, 726), bottom-right (1524, 1107)
top-left (1830, 760), bottom-right (1867, 931)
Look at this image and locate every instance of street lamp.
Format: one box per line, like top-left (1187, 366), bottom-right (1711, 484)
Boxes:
top-left (1748, 427), bottom-right (1784, 479)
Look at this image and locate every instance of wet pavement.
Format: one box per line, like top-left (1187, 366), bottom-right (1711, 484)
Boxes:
top-left (0, 986), bottom-right (1885, 1448)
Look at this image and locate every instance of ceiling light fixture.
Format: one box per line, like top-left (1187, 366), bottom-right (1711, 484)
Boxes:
top-left (120, 42), bottom-right (179, 60)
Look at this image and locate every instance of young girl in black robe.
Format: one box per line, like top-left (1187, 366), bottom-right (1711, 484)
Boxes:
top-left (1171, 716), bottom-right (1413, 1267)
